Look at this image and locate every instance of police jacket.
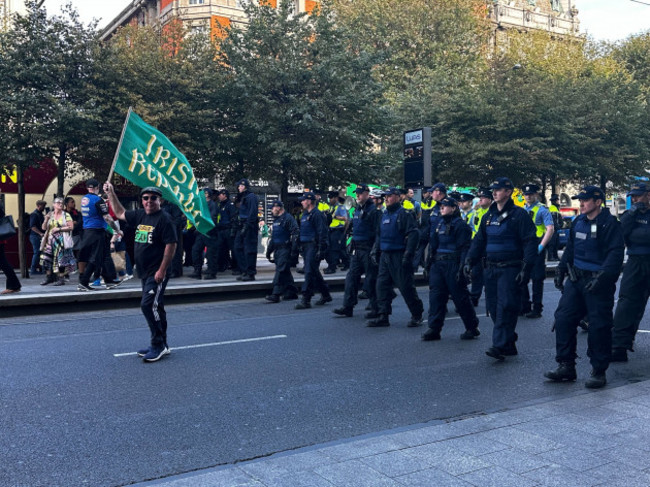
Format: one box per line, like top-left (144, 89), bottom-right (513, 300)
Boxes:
top-left (467, 198), bottom-right (537, 266)
top-left (162, 202), bottom-right (187, 231)
top-left (269, 211), bottom-right (299, 252)
top-left (350, 199), bottom-right (380, 247)
top-left (560, 207), bottom-right (624, 280)
top-left (238, 190), bottom-right (259, 231)
top-left (429, 214), bottom-right (472, 264)
top-left (620, 207), bottom-right (650, 256)
top-left (375, 202), bottom-right (419, 254)
top-left (300, 207), bottom-right (328, 253)
top-left (419, 203), bottom-right (442, 244)
top-left (217, 200), bottom-right (237, 229)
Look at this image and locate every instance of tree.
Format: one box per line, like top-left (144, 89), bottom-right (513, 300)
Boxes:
top-left (218, 0), bottom-right (383, 198)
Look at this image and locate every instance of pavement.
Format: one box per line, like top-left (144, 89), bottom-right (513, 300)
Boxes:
top-left (8, 255), bottom-right (648, 487)
top-left (132, 379), bottom-right (650, 487)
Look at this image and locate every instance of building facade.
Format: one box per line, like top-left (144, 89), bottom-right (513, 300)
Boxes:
top-left (0, 0), bottom-right (27, 30)
top-left (100, 0), bottom-right (320, 41)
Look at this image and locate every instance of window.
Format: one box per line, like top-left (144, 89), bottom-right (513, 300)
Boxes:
top-left (189, 0), bottom-right (205, 4)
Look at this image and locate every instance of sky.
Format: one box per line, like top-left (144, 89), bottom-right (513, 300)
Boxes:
top-left (41, 0), bottom-right (649, 42)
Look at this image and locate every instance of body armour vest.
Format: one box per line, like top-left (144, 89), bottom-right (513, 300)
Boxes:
top-left (352, 202), bottom-right (376, 242)
top-left (485, 211), bottom-right (521, 260)
top-left (272, 213), bottom-right (291, 244)
top-left (380, 208), bottom-right (406, 251)
top-left (626, 212), bottom-right (650, 256)
top-left (435, 218), bottom-right (458, 254)
top-left (573, 217), bottom-right (603, 271)
top-left (300, 210), bottom-right (317, 243)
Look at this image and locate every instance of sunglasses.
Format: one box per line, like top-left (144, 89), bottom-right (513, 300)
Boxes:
top-left (142, 195), bottom-right (159, 202)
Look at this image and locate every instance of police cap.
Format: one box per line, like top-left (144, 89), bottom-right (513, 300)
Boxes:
top-left (327, 190), bottom-right (339, 199)
top-left (571, 185), bottom-right (605, 201)
top-left (550, 193), bottom-right (560, 202)
top-left (489, 177), bottom-right (514, 190)
top-left (458, 193), bottom-right (475, 202)
top-left (439, 197), bottom-right (458, 207)
top-left (522, 184), bottom-right (540, 195)
top-left (382, 187), bottom-right (401, 196)
top-left (298, 192), bottom-right (317, 201)
top-left (476, 187), bottom-right (493, 199)
top-left (627, 182), bottom-right (648, 197)
top-left (430, 182), bottom-right (447, 193)
top-left (236, 178), bottom-right (251, 188)
top-left (271, 200), bottom-right (284, 208)
top-left (354, 184), bottom-right (370, 194)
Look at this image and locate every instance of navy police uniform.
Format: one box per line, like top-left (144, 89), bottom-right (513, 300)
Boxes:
top-left (266, 202), bottom-right (300, 301)
top-left (234, 179), bottom-right (259, 280)
top-left (611, 183), bottom-right (650, 361)
top-left (548, 186), bottom-right (624, 387)
top-left (216, 190), bottom-right (238, 272)
top-left (334, 185), bottom-right (380, 317)
top-left (368, 187), bottom-right (424, 327)
top-left (424, 197), bottom-right (479, 340)
top-left (466, 178), bottom-right (537, 359)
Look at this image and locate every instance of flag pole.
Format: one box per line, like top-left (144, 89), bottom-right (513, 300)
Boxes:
top-left (107, 107), bottom-right (133, 184)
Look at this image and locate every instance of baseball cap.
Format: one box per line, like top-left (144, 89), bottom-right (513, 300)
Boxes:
top-left (354, 184), bottom-right (370, 194)
top-left (382, 187), bottom-right (401, 196)
top-left (627, 182), bottom-right (648, 197)
top-left (430, 182), bottom-right (447, 193)
top-left (522, 184), bottom-right (540, 195)
top-left (298, 192), bottom-right (316, 201)
top-left (476, 187), bottom-right (493, 199)
top-left (439, 197), bottom-right (458, 207)
top-left (86, 178), bottom-right (99, 188)
top-left (458, 193), bottom-right (474, 202)
top-left (271, 200), bottom-right (284, 208)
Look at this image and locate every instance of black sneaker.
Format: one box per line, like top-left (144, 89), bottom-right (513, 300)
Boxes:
top-left (421, 328), bottom-right (441, 341)
top-left (358, 291), bottom-right (369, 300)
top-left (77, 283), bottom-right (97, 292)
top-left (610, 348), bottom-right (628, 363)
top-left (265, 294), bottom-right (280, 303)
top-left (485, 346), bottom-right (505, 361)
top-left (333, 307), bottom-right (353, 317)
top-left (137, 346), bottom-right (171, 358)
top-left (544, 362), bottom-right (577, 382)
top-left (502, 344), bottom-right (518, 356)
top-left (241, 275), bottom-right (255, 282)
top-left (578, 320), bottom-right (589, 331)
top-left (366, 315), bottom-right (390, 327)
top-left (407, 316), bottom-right (423, 327)
top-left (315, 295), bottom-right (332, 306)
top-left (104, 280), bottom-right (124, 290)
top-left (585, 369), bottom-right (607, 389)
top-left (525, 310), bottom-right (542, 319)
top-left (460, 328), bottom-right (480, 340)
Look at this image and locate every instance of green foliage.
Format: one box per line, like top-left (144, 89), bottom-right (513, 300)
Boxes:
top-left (218, 0), bottom-right (383, 195)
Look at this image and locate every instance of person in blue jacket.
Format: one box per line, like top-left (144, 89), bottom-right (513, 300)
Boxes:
top-left (234, 178), bottom-right (259, 281)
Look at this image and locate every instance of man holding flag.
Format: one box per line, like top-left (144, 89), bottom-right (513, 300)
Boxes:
top-left (104, 182), bottom-right (177, 362)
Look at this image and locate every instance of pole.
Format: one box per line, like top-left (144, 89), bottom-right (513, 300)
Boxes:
top-left (106, 107), bottom-right (133, 184)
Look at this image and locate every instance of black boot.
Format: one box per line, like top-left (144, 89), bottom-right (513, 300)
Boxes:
top-left (610, 348), bottom-right (628, 363)
top-left (421, 328), bottom-right (441, 341)
top-left (366, 314), bottom-right (390, 327)
top-left (265, 294), bottom-right (280, 303)
top-left (544, 362), bottom-right (577, 382)
top-left (585, 369), bottom-right (607, 389)
top-left (460, 328), bottom-right (480, 340)
top-left (314, 294), bottom-right (332, 305)
top-left (40, 273), bottom-right (55, 286)
top-left (294, 298), bottom-right (311, 310)
top-left (333, 306), bottom-right (353, 317)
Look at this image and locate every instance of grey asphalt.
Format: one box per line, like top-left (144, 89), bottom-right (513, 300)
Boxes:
top-left (2, 256), bottom-right (649, 487)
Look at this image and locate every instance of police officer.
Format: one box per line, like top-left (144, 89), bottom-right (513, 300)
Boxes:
top-left (417, 183), bottom-right (447, 268)
top-left (216, 189), bottom-right (238, 273)
top-left (234, 178), bottom-right (259, 281)
top-left (325, 191), bottom-right (349, 274)
top-left (520, 184), bottom-right (555, 318)
top-left (611, 182), bottom-right (650, 362)
top-left (422, 197), bottom-right (480, 341)
top-left (546, 185), bottom-right (624, 388)
top-left (295, 192), bottom-right (331, 309)
top-left (333, 184), bottom-right (380, 318)
top-left (465, 177), bottom-right (537, 360)
top-left (189, 188), bottom-right (218, 279)
top-left (265, 200), bottom-right (300, 303)
top-left (413, 187), bottom-right (436, 270)
top-left (465, 188), bottom-right (492, 306)
top-left (547, 194), bottom-right (562, 261)
top-left (367, 187), bottom-right (424, 327)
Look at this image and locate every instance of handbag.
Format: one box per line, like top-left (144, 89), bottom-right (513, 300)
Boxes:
top-left (63, 232), bottom-right (74, 250)
top-left (0, 215), bottom-right (17, 240)
top-left (111, 250), bottom-right (126, 272)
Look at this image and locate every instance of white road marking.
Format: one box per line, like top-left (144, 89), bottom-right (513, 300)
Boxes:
top-left (113, 334), bottom-right (287, 357)
top-left (637, 330), bottom-right (650, 334)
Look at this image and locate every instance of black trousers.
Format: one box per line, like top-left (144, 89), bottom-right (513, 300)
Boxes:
top-left (470, 264), bottom-right (484, 302)
top-left (484, 265), bottom-right (521, 350)
top-left (342, 245), bottom-right (377, 311)
top-left (612, 255), bottom-right (650, 351)
top-left (520, 246), bottom-right (546, 313)
top-left (271, 246), bottom-right (298, 297)
top-left (141, 275), bottom-right (169, 350)
top-left (427, 259), bottom-right (478, 332)
top-left (79, 228), bottom-right (107, 286)
top-left (301, 242), bottom-right (329, 299)
top-left (0, 243), bottom-right (21, 291)
top-left (553, 275), bottom-right (615, 372)
top-left (234, 228), bottom-right (258, 276)
top-left (376, 250), bottom-right (423, 319)
top-left (215, 227), bottom-right (234, 271)
top-left (326, 227), bottom-right (348, 269)
top-left (192, 233), bottom-right (218, 275)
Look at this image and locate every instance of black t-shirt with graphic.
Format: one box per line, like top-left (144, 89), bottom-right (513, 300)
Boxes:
top-left (125, 209), bottom-right (178, 279)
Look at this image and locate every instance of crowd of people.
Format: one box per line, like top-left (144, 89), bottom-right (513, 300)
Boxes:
top-left (1, 177), bottom-right (648, 378)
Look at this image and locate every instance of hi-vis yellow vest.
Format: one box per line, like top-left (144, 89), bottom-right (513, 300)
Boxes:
top-left (468, 207), bottom-right (488, 238)
top-left (329, 204), bottom-right (346, 228)
top-left (530, 204), bottom-right (547, 238)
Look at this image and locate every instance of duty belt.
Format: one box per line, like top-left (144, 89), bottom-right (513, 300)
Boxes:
top-left (573, 268), bottom-right (600, 279)
top-left (485, 259), bottom-right (522, 268)
top-left (434, 253), bottom-right (460, 261)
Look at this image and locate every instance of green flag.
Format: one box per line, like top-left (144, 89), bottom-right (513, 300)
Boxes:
top-left (112, 110), bottom-right (215, 235)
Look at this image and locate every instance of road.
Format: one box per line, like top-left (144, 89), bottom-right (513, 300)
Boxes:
top-left (1, 280), bottom-right (649, 487)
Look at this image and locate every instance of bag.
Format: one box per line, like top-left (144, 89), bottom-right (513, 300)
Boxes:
top-left (63, 232), bottom-right (74, 250)
top-left (111, 250), bottom-right (126, 272)
top-left (0, 215), bottom-right (17, 240)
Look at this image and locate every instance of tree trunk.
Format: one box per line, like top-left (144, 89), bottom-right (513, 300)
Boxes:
top-left (17, 166), bottom-right (27, 278)
top-left (57, 143), bottom-right (66, 197)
